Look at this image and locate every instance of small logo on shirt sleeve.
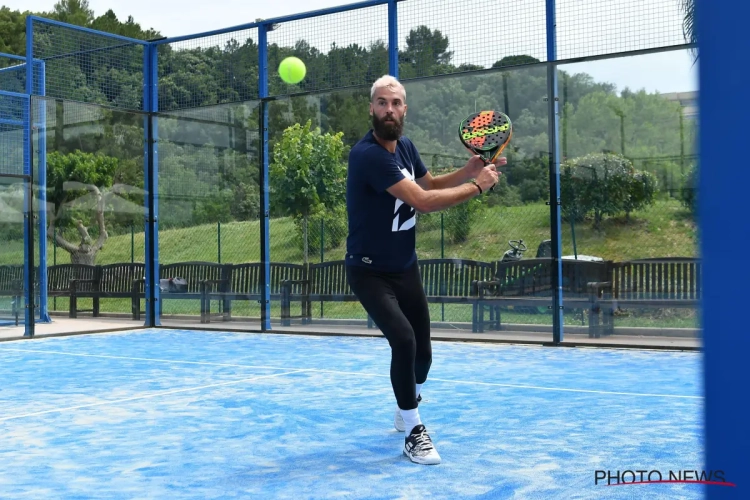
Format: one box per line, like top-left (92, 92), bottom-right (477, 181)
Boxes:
top-left (362, 257), bottom-right (372, 264)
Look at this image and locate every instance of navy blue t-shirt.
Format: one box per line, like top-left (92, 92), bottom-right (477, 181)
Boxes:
top-left (346, 130), bottom-right (428, 272)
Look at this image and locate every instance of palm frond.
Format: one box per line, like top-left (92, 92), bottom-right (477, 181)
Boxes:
top-left (680, 0), bottom-right (698, 61)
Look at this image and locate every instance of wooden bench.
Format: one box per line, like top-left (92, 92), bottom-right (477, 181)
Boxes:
top-left (201, 262), bottom-right (306, 323)
top-left (132, 261), bottom-right (232, 321)
top-left (419, 258), bottom-right (494, 302)
top-left (280, 258), bottom-right (494, 329)
top-left (71, 263), bottom-right (146, 319)
top-left (474, 258), bottom-right (611, 333)
top-left (280, 260), bottom-right (373, 327)
top-left (588, 257), bottom-right (701, 338)
top-left (47, 264), bottom-right (99, 318)
top-left (0, 264), bottom-right (23, 325)
top-left (419, 258), bottom-right (494, 329)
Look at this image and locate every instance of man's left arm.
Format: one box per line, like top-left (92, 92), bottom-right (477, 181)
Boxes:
top-left (416, 155), bottom-right (506, 191)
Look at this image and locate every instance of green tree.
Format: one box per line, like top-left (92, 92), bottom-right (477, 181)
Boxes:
top-left (0, 7), bottom-right (28, 57)
top-left (492, 55), bottom-right (540, 68)
top-left (46, 150), bottom-right (120, 265)
top-left (269, 120), bottom-right (346, 262)
top-left (50, 0), bottom-right (94, 26)
top-left (399, 26), bottom-right (453, 78)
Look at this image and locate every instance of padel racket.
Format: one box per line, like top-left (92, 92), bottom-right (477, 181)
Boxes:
top-left (458, 110), bottom-right (512, 165)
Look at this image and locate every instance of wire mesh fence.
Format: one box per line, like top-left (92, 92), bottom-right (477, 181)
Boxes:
top-left (12, 1), bottom-right (699, 336)
top-left (158, 28), bottom-right (260, 112)
top-left (397, 0), bottom-right (548, 79)
top-left (28, 18), bottom-right (146, 110)
top-left (556, 0), bottom-right (687, 60)
top-left (267, 4), bottom-right (389, 97)
top-left (0, 56), bottom-right (27, 94)
top-left (0, 91), bottom-right (28, 177)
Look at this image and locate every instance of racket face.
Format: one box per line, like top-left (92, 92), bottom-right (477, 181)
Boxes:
top-left (459, 110), bottom-right (512, 163)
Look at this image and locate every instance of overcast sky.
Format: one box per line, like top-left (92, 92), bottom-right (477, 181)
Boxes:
top-left (7, 0), bottom-right (698, 94)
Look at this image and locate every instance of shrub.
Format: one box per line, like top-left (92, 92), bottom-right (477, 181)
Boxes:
top-left (561, 153), bottom-right (658, 228)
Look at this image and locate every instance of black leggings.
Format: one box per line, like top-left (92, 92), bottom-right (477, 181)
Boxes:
top-left (346, 262), bottom-right (432, 411)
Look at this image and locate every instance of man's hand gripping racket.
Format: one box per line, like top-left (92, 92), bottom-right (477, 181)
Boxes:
top-left (459, 110), bottom-right (512, 191)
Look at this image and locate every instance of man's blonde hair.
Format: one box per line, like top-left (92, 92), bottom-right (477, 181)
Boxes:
top-left (370, 75), bottom-right (406, 101)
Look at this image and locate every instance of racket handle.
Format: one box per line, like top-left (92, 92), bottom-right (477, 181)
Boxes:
top-left (482, 159), bottom-right (496, 191)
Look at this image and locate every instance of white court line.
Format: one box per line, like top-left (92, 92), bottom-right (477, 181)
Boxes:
top-left (0, 347), bottom-right (295, 371)
top-left (0, 347), bottom-right (702, 400)
top-left (0, 369), bottom-right (308, 422)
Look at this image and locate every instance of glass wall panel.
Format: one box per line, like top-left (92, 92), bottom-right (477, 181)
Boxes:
top-left (157, 102), bottom-right (261, 329)
top-left (557, 48), bottom-right (700, 346)
top-left (0, 176), bottom-right (27, 329)
top-left (32, 96), bottom-right (147, 334)
top-left (406, 67), bottom-right (553, 337)
top-left (267, 88), bottom-right (371, 331)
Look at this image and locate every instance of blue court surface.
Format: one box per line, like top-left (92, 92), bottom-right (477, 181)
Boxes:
top-left (0, 329), bottom-right (703, 499)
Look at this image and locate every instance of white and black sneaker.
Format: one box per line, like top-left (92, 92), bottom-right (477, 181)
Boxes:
top-left (394, 395), bottom-right (422, 432)
top-left (403, 424), bottom-right (441, 465)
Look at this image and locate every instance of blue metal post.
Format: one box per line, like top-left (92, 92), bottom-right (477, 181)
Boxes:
top-left (259, 25), bottom-right (271, 330)
top-left (545, 0), bottom-right (563, 343)
top-left (388, 0), bottom-right (398, 77)
top-left (143, 43), bottom-right (160, 326)
top-left (24, 17), bottom-right (34, 337)
top-left (36, 60), bottom-right (50, 323)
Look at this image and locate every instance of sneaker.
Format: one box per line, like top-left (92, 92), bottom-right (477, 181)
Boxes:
top-left (394, 395), bottom-right (422, 432)
top-left (403, 424), bottom-right (441, 465)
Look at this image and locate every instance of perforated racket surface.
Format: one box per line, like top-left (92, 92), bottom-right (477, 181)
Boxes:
top-left (458, 110), bottom-right (512, 164)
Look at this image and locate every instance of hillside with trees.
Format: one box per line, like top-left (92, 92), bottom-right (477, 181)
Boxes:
top-left (0, 0), bottom-right (698, 263)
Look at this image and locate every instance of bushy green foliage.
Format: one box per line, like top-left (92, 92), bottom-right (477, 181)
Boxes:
top-left (301, 205), bottom-right (348, 255)
top-left (561, 153), bottom-right (658, 228)
top-left (680, 163), bottom-right (698, 217)
top-left (270, 120), bottom-right (346, 261)
top-left (47, 150), bottom-right (119, 225)
top-left (444, 198), bottom-right (482, 244)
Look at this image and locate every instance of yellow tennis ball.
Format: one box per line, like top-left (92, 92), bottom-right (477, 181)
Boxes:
top-left (278, 57), bottom-right (306, 84)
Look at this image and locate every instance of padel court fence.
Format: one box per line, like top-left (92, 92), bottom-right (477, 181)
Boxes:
top-left (1, 0), bottom-right (697, 340)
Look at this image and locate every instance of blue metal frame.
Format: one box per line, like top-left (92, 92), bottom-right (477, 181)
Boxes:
top-left (0, 53), bottom-right (25, 61)
top-left (698, 0), bottom-right (749, 492)
top-left (545, 0), bottom-right (564, 344)
top-left (152, 0), bottom-right (389, 46)
top-left (8, 50), bottom-right (50, 326)
top-left (36, 60), bottom-right (49, 323)
top-left (0, 89), bottom-right (29, 100)
top-left (19, 93), bottom-right (33, 337)
top-left (26, 16), bottom-right (148, 46)
top-left (143, 43), bottom-right (160, 327)
top-left (387, 0), bottom-right (398, 77)
top-left (24, 18), bottom-right (35, 337)
top-left (258, 25), bottom-right (272, 331)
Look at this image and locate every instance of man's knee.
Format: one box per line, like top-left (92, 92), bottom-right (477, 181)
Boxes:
top-left (389, 333), bottom-right (417, 357)
top-left (415, 342), bottom-right (432, 363)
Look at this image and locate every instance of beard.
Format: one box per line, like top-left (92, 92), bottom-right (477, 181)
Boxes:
top-left (372, 113), bottom-right (403, 141)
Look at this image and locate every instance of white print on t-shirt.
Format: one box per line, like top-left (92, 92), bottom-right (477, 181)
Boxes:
top-left (392, 163), bottom-right (416, 232)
